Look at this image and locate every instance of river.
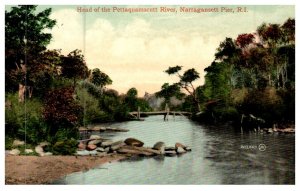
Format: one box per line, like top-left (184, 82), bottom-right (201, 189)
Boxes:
top-left (53, 115), bottom-right (295, 184)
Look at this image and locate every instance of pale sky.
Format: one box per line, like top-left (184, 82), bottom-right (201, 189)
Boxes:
top-left (8, 5), bottom-right (295, 96)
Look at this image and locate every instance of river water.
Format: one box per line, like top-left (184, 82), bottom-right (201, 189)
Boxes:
top-left (54, 116), bottom-right (295, 184)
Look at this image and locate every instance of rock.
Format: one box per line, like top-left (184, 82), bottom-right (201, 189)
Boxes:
top-left (165, 150), bottom-right (177, 157)
top-left (185, 147), bottom-right (192, 152)
top-left (78, 142), bottom-right (86, 150)
top-left (110, 141), bottom-right (125, 151)
top-left (118, 145), bottom-right (160, 156)
top-left (101, 141), bottom-right (114, 147)
top-left (9, 149), bottom-right (20, 155)
top-left (89, 150), bottom-right (98, 156)
top-left (91, 126), bottom-right (102, 131)
top-left (43, 152), bottom-right (53, 156)
top-left (86, 144), bottom-right (97, 151)
top-left (104, 147), bottom-right (110, 152)
top-left (97, 152), bottom-right (108, 157)
top-left (79, 127), bottom-right (88, 131)
top-left (89, 135), bottom-right (101, 140)
top-left (12, 140), bottom-right (25, 147)
top-left (76, 150), bottom-right (90, 156)
top-left (88, 139), bottom-right (102, 146)
top-left (175, 142), bottom-right (186, 150)
top-left (39, 141), bottom-right (50, 147)
top-left (106, 127), bottom-right (129, 132)
top-left (99, 127), bottom-right (107, 131)
top-left (117, 148), bottom-right (153, 156)
top-left (267, 128), bottom-right (273, 134)
top-left (176, 147), bottom-right (186, 154)
top-left (35, 146), bottom-right (44, 154)
top-left (25, 149), bottom-right (34, 154)
top-left (124, 138), bottom-right (144, 147)
top-left (96, 147), bottom-right (105, 152)
top-left (165, 146), bottom-right (176, 151)
top-left (153, 142), bottom-right (166, 154)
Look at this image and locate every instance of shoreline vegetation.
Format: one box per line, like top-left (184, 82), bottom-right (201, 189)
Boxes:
top-left (5, 6), bottom-right (295, 185)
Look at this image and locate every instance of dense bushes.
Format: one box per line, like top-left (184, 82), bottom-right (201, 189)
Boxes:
top-left (43, 87), bottom-right (82, 141)
top-left (5, 93), bottom-right (49, 144)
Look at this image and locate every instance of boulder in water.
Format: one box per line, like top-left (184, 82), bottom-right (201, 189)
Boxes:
top-left (124, 138), bottom-right (144, 147)
top-left (111, 141), bottom-right (125, 151)
top-left (175, 142), bottom-right (186, 150)
top-left (176, 147), bottom-right (186, 154)
top-left (165, 150), bottom-right (177, 157)
top-left (185, 147), bottom-right (192, 152)
top-left (153, 142), bottom-right (166, 154)
top-left (101, 141), bottom-right (114, 147)
top-left (165, 146), bottom-right (176, 151)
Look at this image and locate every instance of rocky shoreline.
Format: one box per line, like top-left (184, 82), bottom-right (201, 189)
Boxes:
top-left (76, 135), bottom-right (192, 157)
top-left (6, 134), bottom-right (192, 185)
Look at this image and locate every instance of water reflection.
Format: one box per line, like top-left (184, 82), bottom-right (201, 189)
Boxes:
top-left (54, 116), bottom-right (294, 184)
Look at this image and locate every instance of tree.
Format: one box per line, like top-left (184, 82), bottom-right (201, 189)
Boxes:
top-left (164, 66), bottom-right (201, 112)
top-left (60, 49), bottom-right (89, 87)
top-left (155, 83), bottom-right (182, 105)
top-left (90, 68), bottom-right (112, 88)
top-left (5, 5), bottom-right (56, 101)
top-left (125, 88), bottom-right (138, 111)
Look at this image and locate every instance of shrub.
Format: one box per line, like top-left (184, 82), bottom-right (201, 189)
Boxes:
top-left (5, 93), bottom-right (49, 144)
top-left (52, 138), bottom-right (78, 155)
top-left (75, 86), bottom-right (104, 124)
top-left (43, 87), bottom-right (83, 137)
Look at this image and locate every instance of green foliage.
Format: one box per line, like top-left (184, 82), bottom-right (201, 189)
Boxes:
top-left (5, 5), bottom-right (56, 92)
top-left (238, 87), bottom-right (294, 126)
top-left (76, 86), bottom-right (104, 124)
top-left (165, 65), bottom-right (182, 75)
top-left (52, 138), bottom-right (78, 155)
top-left (5, 93), bottom-right (49, 144)
top-left (90, 68), bottom-right (112, 88)
top-left (181, 68), bottom-right (200, 83)
top-left (124, 87), bottom-right (152, 113)
top-left (162, 66), bottom-right (201, 111)
top-left (156, 83), bottom-right (183, 104)
top-left (199, 18), bottom-right (295, 125)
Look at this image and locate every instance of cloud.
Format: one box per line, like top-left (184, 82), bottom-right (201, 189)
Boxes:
top-left (48, 9), bottom-right (220, 96)
top-left (47, 6), bottom-right (294, 96)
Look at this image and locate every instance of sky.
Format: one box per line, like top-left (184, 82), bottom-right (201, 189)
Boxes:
top-left (7, 5), bottom-right (295, 96)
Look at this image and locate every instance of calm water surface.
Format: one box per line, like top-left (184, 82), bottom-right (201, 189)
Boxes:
top-left (54, 116), bottom-right (294, 184)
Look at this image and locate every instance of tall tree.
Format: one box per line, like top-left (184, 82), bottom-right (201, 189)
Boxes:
top-left (5, 5), bottom-right (56, 101)
top-left (60, 49), bottom-right (89, 88)
top-left (164, 66), bottom-right (201, 112)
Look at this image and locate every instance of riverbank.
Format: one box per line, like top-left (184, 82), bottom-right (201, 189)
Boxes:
top-left (5, 154), bottom-right (127, 184)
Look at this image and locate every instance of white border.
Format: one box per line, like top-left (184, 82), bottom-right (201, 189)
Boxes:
top-left (1, 0), bottom-right (298, 191)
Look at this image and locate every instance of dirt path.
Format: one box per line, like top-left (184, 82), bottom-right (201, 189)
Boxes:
top-left (5, 154), bottom-right (127, 184)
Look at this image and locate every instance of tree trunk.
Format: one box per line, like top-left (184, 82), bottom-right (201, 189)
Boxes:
top-left (18, 84), bottom-right (26, 103)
